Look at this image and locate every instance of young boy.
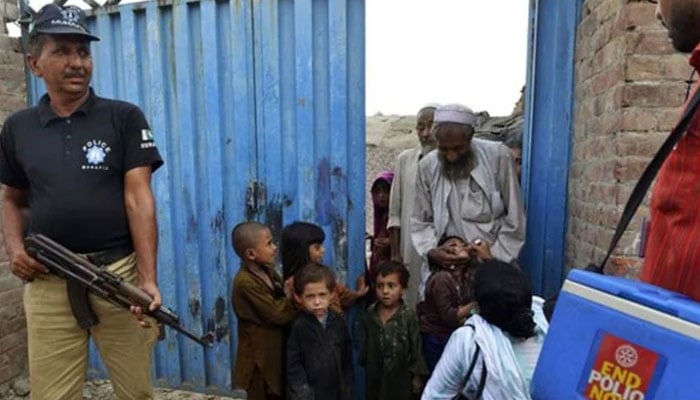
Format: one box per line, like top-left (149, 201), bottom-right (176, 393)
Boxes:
top-left (361, 261), bottom-right (427, 400)
top-left (286, 264), bottom-right (353, 400)
top-left (231, 222), bottom-right (296, 400)
top-left (419, 236), bottom-right (480, 374)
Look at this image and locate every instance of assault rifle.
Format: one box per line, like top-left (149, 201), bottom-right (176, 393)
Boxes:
top-left (24, 233), bottom-right (214, 347)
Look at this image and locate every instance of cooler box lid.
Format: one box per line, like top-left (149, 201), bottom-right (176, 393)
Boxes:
top-left (567, 269), bottom-right (700, 326)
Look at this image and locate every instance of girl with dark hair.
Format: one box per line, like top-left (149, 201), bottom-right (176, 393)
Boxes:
top-left (369, 172), bottom-right (394, 271)
top-left (281, 221), bottom-right (326, 280)
top-left (422, 260), bottom-right (549, 400)
top-left (281, 221), bottom-right (368, 314)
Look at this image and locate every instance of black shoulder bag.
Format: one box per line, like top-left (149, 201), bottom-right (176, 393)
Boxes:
top-left (589, 86), bottom-right (700, 274)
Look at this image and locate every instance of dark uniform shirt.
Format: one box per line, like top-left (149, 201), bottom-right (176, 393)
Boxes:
top-left (0, 88), bottom-right (162, 252)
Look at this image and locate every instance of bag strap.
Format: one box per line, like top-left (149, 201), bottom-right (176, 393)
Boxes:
top-left (454, 324), bottom-right (488, 400)
top-left (596, 85), bottom-right (700, 272)
top-left (474, 356), bottom-right (487, 399)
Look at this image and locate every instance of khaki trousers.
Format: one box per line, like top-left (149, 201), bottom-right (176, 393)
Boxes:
top-left (24, 253), bottom-right (158, 400)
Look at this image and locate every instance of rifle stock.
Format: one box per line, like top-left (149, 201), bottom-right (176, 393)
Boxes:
top-left (25, 233), bottom-right (214, 347)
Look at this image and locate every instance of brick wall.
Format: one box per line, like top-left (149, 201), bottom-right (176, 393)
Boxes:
top-left (0, 0), bottom-right (28, 385)
top-left (567, 0), bottom-right (689, 277)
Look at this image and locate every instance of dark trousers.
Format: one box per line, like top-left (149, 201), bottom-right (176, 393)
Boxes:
top-left (421, 331), bottom-right (449, 375)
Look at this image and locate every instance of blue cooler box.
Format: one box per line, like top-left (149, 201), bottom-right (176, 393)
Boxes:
top-left (531, 269), bottom-right (700, 400)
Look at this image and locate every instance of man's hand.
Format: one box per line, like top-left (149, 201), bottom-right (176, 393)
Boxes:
top-left (470, 239), bottom-right (492, 261)
top-left (427, 247), bottom-right (470, 269)
top-left (130, 280), bottom-right (162, 328)
top-left (9, 249), bottom-right (48, 281)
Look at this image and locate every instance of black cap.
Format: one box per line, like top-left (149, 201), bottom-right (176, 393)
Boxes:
top-left (29, 4), bottom-right (100, 41)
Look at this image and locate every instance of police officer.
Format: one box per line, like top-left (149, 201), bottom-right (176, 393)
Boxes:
top-left (0, 4), bottom-right (163, 399)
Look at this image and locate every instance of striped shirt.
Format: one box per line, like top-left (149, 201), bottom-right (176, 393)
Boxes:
top-left (640, 44), bottom-right (700, 301)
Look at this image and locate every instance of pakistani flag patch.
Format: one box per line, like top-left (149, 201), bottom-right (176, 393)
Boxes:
top-left (141, 129), bottom-right (154, 142)
top-left (140, 129), bottom-right (156, 149)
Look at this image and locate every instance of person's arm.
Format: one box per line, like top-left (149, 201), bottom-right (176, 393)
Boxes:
top-left (0, 123), bottom-right (46, 281)
top-left (2, 187), bottom-right (47, 280)
top-left (242, 280), bottom-right (297, 326)
top-left (421, 327), bottom-right (476, 399)
top-left (431, 274), bottom-right (462, 328)
top-left (389, 228), bottom-right (402, 262)
top-left (490, 145), bottom-right (526, 262)
top-left (411, 160), bottom-right (439, 258)
top-left (387, 153), bottom-right (403, 262)
top-left (286, 322), bottom-right (313, 400)
top-left (427, 247), bottom-right (470, 270)
top-left (336, 281), bottom-right (368, 308)
top-left (124, 166), bottom-right (161, 318)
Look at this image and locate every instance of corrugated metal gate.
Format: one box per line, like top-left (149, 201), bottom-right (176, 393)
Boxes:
top-left (521, 0), bottom-right (583, 297)
top-left (26, 0), bottom-right (365, 394)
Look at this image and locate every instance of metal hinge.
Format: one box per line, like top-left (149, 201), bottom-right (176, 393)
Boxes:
top-left (246, 181), bottom-right (266, 213)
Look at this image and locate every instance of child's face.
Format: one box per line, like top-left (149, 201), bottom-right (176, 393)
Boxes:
top-left (251, 228), bottom-right (277, 266)
top-left (299, 281), bottom-right (332, 320)
top-left (443, 237), bottom-right (470, 258)
top-left (375, 272), bottom-right (404, 309)
top-left (308, 243), bottom-right (325, 264)
top-left (372, 182), bottom-right (390, 209)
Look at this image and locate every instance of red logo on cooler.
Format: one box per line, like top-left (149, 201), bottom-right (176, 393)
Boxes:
top-left (584, 334), bottom-right (660, 399)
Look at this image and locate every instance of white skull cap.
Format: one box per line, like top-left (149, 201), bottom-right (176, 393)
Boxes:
top-left (434, 103), bottom-right (477, 126)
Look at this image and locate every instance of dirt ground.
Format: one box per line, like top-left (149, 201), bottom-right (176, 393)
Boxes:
top-left (0, 379), bottom-right (243, 399)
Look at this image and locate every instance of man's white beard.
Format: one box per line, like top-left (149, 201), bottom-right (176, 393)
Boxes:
top-left (439, 149), bottom-right (475, 181)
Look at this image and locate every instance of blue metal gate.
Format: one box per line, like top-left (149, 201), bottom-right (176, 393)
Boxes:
top-left (27, 0), bottom-right (365, 394)
top-left (521, 0), bottom-right (583, 297)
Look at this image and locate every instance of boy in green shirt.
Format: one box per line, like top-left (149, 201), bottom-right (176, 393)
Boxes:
top-left (361, 262), bottom-right (428, 399)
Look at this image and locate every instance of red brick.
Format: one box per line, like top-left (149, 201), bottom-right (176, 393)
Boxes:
top-left (625, 55), bottom-right (664, 81)
top-left (662, 54), bottom-right (694, 81)
top-left (614, 130), bottom-right (665, 157)
top-left (615, 3), bottom-right (658, 32)
top-left (593, 37), bottom-right (626, 75)
top-left (590, 18), bottom-right (616, 54)
top-left (626, 31), bottom-right (677, 55)
top-left (597, 0), bottom-right (624, 24)
top-left (621, 83), bottom-right (685, 107)
top-left (614, 156), bottom-right (649, 182)
top-left (600, 112), bottom-right (622, 134)
top-left (0, 23), bottom-right (31, 387)
top-left (591, 65), bottom-right (624, 96)
top-left (579, 9), bottom-right (600, 39)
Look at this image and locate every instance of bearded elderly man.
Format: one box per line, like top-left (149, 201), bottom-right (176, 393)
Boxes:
top-left (387, 104), bottom-right (438, 308)
top-left (411, 104), bottom-right (525, 296)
